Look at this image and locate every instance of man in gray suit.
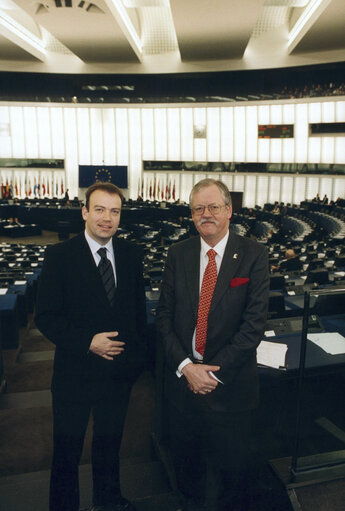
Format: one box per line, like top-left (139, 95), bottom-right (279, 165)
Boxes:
top-left (156, 179), bottom-right (269, 511)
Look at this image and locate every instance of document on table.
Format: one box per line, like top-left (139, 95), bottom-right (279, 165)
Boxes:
top-left (307, 332), bottom-right (345, 355)
top-left (257, 340), bottom-right (288, 369)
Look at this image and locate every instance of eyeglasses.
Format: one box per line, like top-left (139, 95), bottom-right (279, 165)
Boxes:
top-left (191, 204), bottom-right (226, 216)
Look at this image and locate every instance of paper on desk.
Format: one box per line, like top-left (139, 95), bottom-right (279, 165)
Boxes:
top-left (14, 280), bottom-right (26, 285)
top-left (257, 340), bottom-right (288, 369)
top-left (307, 332), bottom-right (345, 355)
top-left (0, 289), bottom-right (8, 295)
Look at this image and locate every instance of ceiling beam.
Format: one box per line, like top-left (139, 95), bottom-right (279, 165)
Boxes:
top-left (288, 0), bottom-right (332, 54)
top-left (104, 0), bottom-right (143, 62)
top-left (0, 11), bottom-right (46, 61)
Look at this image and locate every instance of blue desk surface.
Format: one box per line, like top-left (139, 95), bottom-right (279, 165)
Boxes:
top-left (262, 314), bottom-right (345, 372)
top-left (0, 293), bottom-right (17, 311)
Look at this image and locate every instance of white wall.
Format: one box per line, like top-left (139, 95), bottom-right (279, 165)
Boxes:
top-left (0, 97), bottom-right (345, 206)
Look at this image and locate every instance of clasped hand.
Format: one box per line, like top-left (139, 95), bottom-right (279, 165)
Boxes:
top-left (182, 362), bottom-right (220, 395)
top-left (89, 331), bottom-right (125, 360)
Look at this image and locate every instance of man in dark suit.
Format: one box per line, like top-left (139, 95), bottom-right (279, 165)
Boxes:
top-left (279, 249), bottom-right (303, 272)
top-left (35, 182), bottom-right (147, 511)
top-left (156, 179), bottom-right (269, 511)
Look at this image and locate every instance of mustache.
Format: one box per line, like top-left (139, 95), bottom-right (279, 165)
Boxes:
top-left (198, 218), bottom-right (218, 227)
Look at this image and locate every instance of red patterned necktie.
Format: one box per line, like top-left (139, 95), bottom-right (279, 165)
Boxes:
top-left (195, 248), bottom-right (218, 357)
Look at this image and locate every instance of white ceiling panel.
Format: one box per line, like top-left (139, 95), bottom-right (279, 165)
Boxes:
top-left (171, 0), bottom-right (265, 60)
top-left (13, 0), bottom-right (140, 62)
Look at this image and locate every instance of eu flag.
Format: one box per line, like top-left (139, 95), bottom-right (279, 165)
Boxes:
top-left (79, 165), bottom-right (128, 188)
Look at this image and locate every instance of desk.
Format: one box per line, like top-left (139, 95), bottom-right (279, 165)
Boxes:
top-left (7, 283), bottom-right (28, 327)
top-left (0, 294), bottom-right (19, 349)
top-left (262, 314), bottom-right (345, 373)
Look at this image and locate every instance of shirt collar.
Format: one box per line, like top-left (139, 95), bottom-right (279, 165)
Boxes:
top-left (84, 230), bottom-right (114, 257)
top-left (200, 229), bottom-right (229, 258)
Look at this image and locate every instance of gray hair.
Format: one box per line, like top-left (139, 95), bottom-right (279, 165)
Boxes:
top-left (189, 178), bottom-right (232, 208)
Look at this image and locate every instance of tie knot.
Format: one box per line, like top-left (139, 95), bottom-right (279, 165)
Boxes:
top-left (97, 247), bottom-right (107, 259)
top-left (207, 249), bottom-right (217, 261)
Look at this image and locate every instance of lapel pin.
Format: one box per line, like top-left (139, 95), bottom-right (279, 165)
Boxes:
top-left (233, 253), bottom-right (238, 259)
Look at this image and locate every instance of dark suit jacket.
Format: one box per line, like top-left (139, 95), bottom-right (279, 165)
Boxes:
top-left (35, 233), bottom-right (147, 402)
top-left (156, 231), bottom-right (269, 413)
top-left (279, 257), bottom-right (303, 272)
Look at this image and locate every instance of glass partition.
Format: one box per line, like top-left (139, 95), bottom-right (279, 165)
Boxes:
top-left (291, 288), bottom-right (345, 483)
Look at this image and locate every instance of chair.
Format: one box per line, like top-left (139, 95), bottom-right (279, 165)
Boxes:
top-left (305, 269), bottom-right (329, 285)
top-left (312, 292), bottom-right (345, 315)
top-left (269, 274), bottom-right (285, 290)
top-left (268, 292), bottom-right (285, 315)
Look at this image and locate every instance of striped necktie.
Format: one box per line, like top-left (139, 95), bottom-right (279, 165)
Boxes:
top-left (195, 248), bottom-right (218, 357)
top-left (97, 247), bottom-right (116, 306)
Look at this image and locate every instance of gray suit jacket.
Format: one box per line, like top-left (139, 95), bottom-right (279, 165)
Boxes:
top-left (156, 231), bottom-right (269, 413)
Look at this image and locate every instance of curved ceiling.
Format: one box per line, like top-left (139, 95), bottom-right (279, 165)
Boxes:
top-left (0, 0), bottom-right (345, 74)
top-left (0, 0), bottom-right (344, 74)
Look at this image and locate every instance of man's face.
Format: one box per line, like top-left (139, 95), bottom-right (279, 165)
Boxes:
top-left (191, 184), bottom-right (232, 247)
top-left (82, 189), bottom-right (121, 245)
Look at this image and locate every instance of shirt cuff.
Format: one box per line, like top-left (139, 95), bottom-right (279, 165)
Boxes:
top-left (176, 358), bottom-right (193, 378)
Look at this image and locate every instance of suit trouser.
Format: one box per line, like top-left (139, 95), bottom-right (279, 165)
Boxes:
top-left (168, 399), bottom-right (251, 509)
top-left (50, 381), bottom-right (132, 511)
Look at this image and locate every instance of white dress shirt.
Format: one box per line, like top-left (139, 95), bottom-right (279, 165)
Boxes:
top-left (84, 230), bottom-right (117, 286)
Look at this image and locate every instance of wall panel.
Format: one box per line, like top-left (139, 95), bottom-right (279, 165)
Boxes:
top-left (245, 106), bottom-right (258, 162)
top-left (50, 107), bottom-right (65, 159)
top-left (115, 109), bottom-right (128, 165)
top-left (180, 108), bottom-right (193, 161)
top-left (233, 106), bottom-right (245, 162)
top-left (76, 108), bottom-right (91, 163)
top-left (9, 107), bottom-right (25, 157)
top-left (102, 108), bottom-right (116, 164)
top-left (220, 107), bottom-right (233, 161)
top-left (244, 175), bottom-right (256, 208)
top-left (167, 108), bottom-right (181, 160)
top-left (206, 107), bottom-right (220, 162)
top-left (128, 108), bottom-right (142, 198)
top-left (90, 108), bottom-right (104, 165)
top-left (23, 107), bottom-right (38, 158)
top-left (295, 103), bottom-right (308, 162)
top-left (154, 108), bottom-right (168, 161)
top-left (293, 176), bottom-right (306, 204)
top-left (37, 107), bottom-right (52, 159)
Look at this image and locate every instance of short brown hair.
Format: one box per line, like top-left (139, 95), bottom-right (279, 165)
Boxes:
top-left (189, 178), bottom-right (232, 208)
top-left (85, 182), bottom-right (124, 210)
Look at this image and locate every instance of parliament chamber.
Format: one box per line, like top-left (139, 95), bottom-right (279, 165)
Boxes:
top-left (1, 1), bottom-right (345, 509)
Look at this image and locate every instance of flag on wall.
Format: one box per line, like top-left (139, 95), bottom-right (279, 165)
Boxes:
top-left (79, 165), bottom-right (128, 189)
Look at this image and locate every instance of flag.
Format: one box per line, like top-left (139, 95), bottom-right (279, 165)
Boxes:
top-left (79, 165), bottom-right (128, 188)
top-left (172, 180), bottom-right (176, 201)
top-left (153, 176), bottom-right (156, 200)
